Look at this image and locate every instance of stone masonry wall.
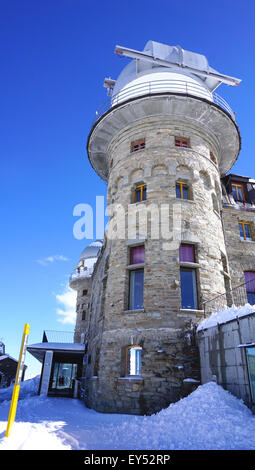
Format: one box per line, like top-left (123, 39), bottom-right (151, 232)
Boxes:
top-left (82, 115), bottom-right (228, 415)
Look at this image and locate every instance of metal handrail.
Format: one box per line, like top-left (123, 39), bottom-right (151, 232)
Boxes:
top-left (203, 278), bottom-right (255, 318)
top-left (69, 265), bottom-right (94, 283)
top-left (92, 79), bottom-right (235, 124)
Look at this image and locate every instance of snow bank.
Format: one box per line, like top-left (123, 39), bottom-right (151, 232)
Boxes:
top-left (0, 378), bottom-right (255, 450)
top-left (197, 303), bottom-right (255, 332)
top-left (0, 375), bottom-right (40, 402)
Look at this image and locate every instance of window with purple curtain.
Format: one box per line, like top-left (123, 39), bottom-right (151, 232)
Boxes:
top-left (244, 271), bottom-right (255, 305)
top-left (130, 246), bottom-right (145, 265)
top-left (179, 244), bottom-right (195, 263)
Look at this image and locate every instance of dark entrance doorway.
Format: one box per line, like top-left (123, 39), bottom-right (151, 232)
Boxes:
top-left (48, 354), bottom-right (82, 397)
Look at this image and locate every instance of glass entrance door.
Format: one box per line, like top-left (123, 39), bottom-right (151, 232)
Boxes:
top-left (49, 362), bottom-right (78, 397)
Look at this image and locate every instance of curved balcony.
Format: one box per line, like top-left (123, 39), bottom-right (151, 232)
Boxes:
top-left (93, 78), bottom-right (235, 124)
top-left (69, 266), bottom-right (94, 289)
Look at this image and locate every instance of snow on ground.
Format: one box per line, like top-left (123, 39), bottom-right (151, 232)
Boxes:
top-left (197, 303), bottom-right (255, 332)
top-left (0, 376), bottom-right (255, 450)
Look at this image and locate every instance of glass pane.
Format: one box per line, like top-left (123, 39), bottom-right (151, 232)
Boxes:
top-left (182, 184), bottom-right (189, 199)
top-left (128, 347), bottom-right (142, 375)
top-left (134, 188), bottom-right (141, 202)
top-left (232, 186), bottom-right (238, 200)
top-left (142, 186), bottom-right (146, 201)
top-left (180, 244), bottom-right (195, 262)
top-left (130, 246), bottom-right (145, 265)
top-left (176, 183), bottom-right (181, 198)
top-left (51, 362), bottom-right (77, 391)
top-left (237, 186), bottom-right (244, 201)
top-left (244, 224), bottom-right (251, 241)
top-left (129, 270), bottom-right (144, 310)
top-left (180, 268), bottom-right (198, 309)
top-left (239, 224), bottom-right (245, 240)
top-left (246, 347), bottom-right (255, 403)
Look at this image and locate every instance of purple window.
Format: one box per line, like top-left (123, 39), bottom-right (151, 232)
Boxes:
top-left (179, 244), bottom-right (195, 263)
top-left (130, 246), bottom-right (145, 265)
top-left (244, 272), bottom-right (255, 305)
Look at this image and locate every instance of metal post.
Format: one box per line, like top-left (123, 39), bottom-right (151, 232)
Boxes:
top-left (5, 323), bottom-right (30, 437)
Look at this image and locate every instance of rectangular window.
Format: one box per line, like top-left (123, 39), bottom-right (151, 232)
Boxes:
top-left (133, 184), bottom-right (146, 203)
top-left (82, 311), bottom-right (86, 321)
top-left (232, 183), bottom-right (245, 202)
top-left (82, 289), bottom-right (88, 296)
top-left (246, 347), bottom-right (255, 403)
top-left (175, 137), bottom-right (190, 148)
top-left (130, 245), bottom-right (145, 265)
top-left (129, 269), bottom-right (144, 310)
top-left (239, 222), bottom-right (252, 241)
top-left (176, 181), bottom-right (190, 200)
top-left (131, 139), bottom-right (145, 153)
top-left (126, 346), bottom-right (142, 376)
top-left (180, 268), bottom-right (198, 310)
top-left (244, 272), bottom-right (255, 305)
top-left (179, 244), bottom-right (195, 263)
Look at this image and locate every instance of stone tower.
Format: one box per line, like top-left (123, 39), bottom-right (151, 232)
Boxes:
top-left (81, 41), bottom-right (241, 414)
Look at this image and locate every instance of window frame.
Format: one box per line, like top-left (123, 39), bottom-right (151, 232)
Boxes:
top-left (128, 268), bottom-right (144, 311)
top-left (175, 136), bottom-right (190, 148)
top-left (239, 222), bottom-right (252, 241)
top-left (125, 345), bottom-right (142, 376)
top-left (180, 267), bottom-right (198, 310)
top-left (179, 244), bottom-right (196, 263)
top-left (176, 180), bottom-right (190, 200)
top-left (131, 138), bottom-right (145, 153)
top-left (232, 182), bottom-right (246, 202)
top-left (132, 183), bottom-right (146, 203)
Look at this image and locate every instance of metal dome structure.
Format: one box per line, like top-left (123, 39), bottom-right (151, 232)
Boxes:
top-left (79, 240), bottom-right (103, 262)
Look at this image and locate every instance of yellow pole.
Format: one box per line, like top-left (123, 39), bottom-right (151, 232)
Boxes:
top-left (5, 323), bottom-right (30, 437)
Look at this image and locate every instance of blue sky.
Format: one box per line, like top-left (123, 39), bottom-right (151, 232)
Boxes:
top-left (1, 0), bottom-right (255, 376)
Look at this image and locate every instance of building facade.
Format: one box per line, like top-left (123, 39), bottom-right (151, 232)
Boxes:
top-left (68, 41), bottom-right (255, 415)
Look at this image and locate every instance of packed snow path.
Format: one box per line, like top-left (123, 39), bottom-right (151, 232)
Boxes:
top-left (0, 377), bottom-right (255, 450)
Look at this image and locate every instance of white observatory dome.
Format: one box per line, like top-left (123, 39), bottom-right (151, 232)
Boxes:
top-left (110, 41), bottom-right (233, 106)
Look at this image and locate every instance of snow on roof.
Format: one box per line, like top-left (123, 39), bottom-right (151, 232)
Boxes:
top-left (197, 303), bottom-right (255, 332)
top-left (0, 354), bottom-right (18, 363)
top-left (27, 342), bottom-right (85, 351)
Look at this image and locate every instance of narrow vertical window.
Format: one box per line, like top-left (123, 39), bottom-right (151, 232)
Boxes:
top-left (126, 346), bottom-right (142, 376)
top-left (180, 268), bottom-right (198, 310)
top-left (246, 347), bottom-right (255, 403)
top-left (129, 270), bottom-right (144, 310)
top-left (239, 222), bottom-right (252, 241)
top-left (132, 184), bottom-right (146, 203)
top-left (176, 181), bottom-right (190, 200)
top-left (244, 272), bottom-right (255, 305)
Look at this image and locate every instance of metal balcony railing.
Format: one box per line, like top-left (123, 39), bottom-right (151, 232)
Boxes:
top-left (203, 278), bottom-right (255, 318)
top-left (69, 266), bottom-right (94, 284)
top-left (92, 79), bottom-right (236, 124)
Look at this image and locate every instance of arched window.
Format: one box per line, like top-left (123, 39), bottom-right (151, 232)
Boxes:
top-left (125, 346), bottom-right (142, 376)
